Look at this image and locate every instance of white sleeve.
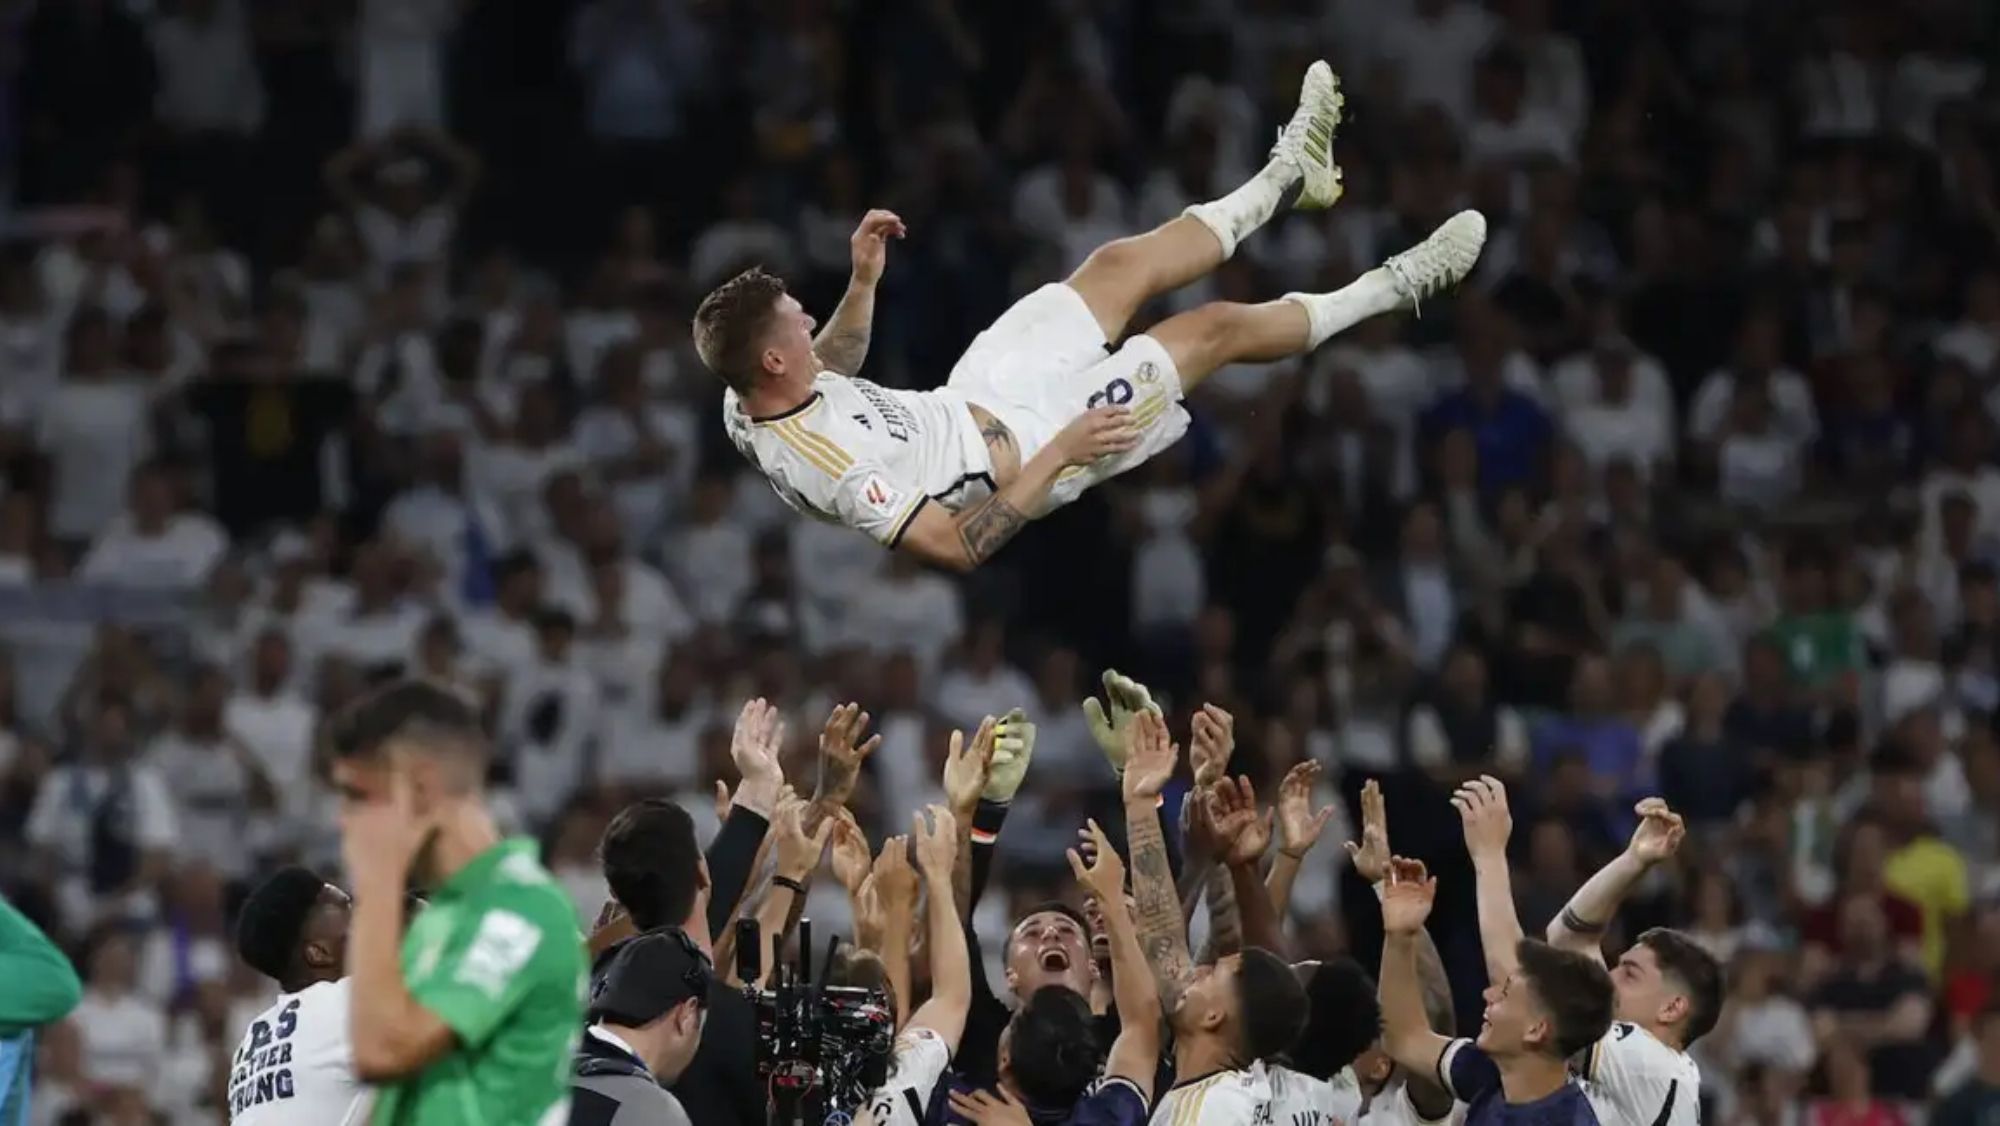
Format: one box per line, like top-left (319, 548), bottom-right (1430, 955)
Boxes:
top-left (1583, 1025), bottom-right (1695, 1126)
top-left (827, 464), bottom-right (928, 548)
top-left (857, 1028), bottom-right (951, 1126)
top-left (133, 769), bottom-right (180, 851)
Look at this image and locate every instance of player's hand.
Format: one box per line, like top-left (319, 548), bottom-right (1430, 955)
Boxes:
top-left (1626, 798), bottom-right (1686, 866)
top-left (948, 1086), bottom-right (1031, 1125)
top-left (1277, 760), bottom-right (1335, 859)
top-left (1051, 406), bottom-right (1140, 468)
top-left (1205, 775), bottom-right (1273, 867)
top-left (942, 717), bottom-right (998, 814)
top-left (873, 835), bottom-right (918, 909)
top-left (1083, 669), bottom-right (1160, 774)
top-left (1452, 774), bottom-right (1513, 865)
top-left (729, 697), bottom-right (787, 816)
top-left (984, 707), bottom-right (1035, 803)
top-left (1189, 703), bottom-right (1233, 788)
top-left (773, 792), bottom-right (835, 882)
top-left (1121, 710), bottom-right (1177, 801)
top-left (815, 702), bottom-right (880, 809)
top-left (848, 209), bottom-right (906, 286)
top-left (1382, 856), bottom-right (1437, 935)
top-left (339, 768), bottom-right (432, 893)
top-left (1343, 777), bottom-right (1391, 883)
top-left (913, 804), bottom-right (958, 876)
top-left (828, 810), bottom-right (872, 896)
top-left (1066, 819), bottom-right (1125, 904)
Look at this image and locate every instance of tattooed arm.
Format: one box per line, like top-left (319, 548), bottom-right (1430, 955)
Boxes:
top-left (896, 406), bottom-right (1139, 571)
top-left (814, 210), bottom-right (903, 375)
top-left (1122, 711), bottom-right (1196, 1009)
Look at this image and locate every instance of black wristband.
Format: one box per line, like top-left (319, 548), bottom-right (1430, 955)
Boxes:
top-left (773, 875), bottom-right (806, 895)
top-left (1560, 907), bottom-right (1607, 935)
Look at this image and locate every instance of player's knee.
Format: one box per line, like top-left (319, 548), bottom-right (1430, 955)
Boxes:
top-left (1075, 236), bottom-right (1145, 285)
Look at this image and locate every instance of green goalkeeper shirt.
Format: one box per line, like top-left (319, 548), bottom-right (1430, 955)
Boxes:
top-left (372, 838), bottom-right (586, 1126)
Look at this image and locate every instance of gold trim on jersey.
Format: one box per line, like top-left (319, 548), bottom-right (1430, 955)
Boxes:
top-left (1166, 1074), bottom-right (1224, 1126)
top-left (770, 418), bottom-right (854, 478)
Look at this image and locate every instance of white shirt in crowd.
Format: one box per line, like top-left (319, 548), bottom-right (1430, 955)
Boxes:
top-left (668, 516), bottom-right (754, 625)
top-left (148, 0), bottom-right (265, 135)
top-left (36, 378), bottom-right (154, 542)
top-left (846, 570), bottom-right (966, 677)
top-left (71, 988), bottom-right (168, 1090)
top-left (228, 978), bottom-right (371, 1126)
top-left (355, 0), bottom-right (453, 137)
top-left (79, 513), bottom-right (228, 590)
top-left (223, 690), bottom-right (319, 819)
top-left (1372, 2), bottom-right (1496, 125)
top-left (500, 656), bottom-right (602, 826)
top-left (935, 663), bottom-right (1038, 736)
top-left (146, 732), bottom-right (262, 879)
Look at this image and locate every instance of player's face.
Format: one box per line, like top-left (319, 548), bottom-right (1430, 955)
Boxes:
top-left (766, 294), bottom-right (818, 378)
top-left (1611, 944), bottom-right (1680, 1029)
top-left (303, 885), bottom-right (354, 974)
top-left (1170, 953), bottom-right (1240, 1040)
top-left (1005, 911), bottom-right (1095, 999)
top-left (1476, 968), bottom-right (1543, 1057)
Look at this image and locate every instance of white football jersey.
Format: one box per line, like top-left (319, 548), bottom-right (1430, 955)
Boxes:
top-left (227, 979), bottom-right (370, 1126)
top-left (1269, 1063), bottom-right (1358, 1126)
top-left (856, 1027), bottom-right (953, 1126)
top-left (1342, 1068), bottom-right (1464, 1126)
top-left (1150, 1062), bottom-right (1273, 1125)
top-left (725, 374), bottom-right (993, 547)
top-left (1578, 1022), bottom-right (1700, 1126)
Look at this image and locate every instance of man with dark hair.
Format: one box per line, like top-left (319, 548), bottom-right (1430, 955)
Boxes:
top-left (701, 63), bottom-right (1484, 573)
top-left (570, 928), bottom-right (711, 1126)
top-left (1380, 859), bottom-right (1610, 1124)
top-left (227, 867), bottom-right (368, 1125)
top-left (327, 678), bottom-right (586, 1125)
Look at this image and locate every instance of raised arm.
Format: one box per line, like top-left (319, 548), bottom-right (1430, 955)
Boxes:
top-left (1268, 760), bottom-right (1335, 919)
top-left (708, 699), bottom-right (786, 937)
top-left (871, 835), bottom-right (919, 1028)
top-left (1378, 858), bottom-right (1454, 1075)
top-left (1122, 710), bottom-right (1196, 1010)
top-left (1547, 798), bottom-right (1686, 963)
top-left (745, 793), bottom-right (835, 989)
top-left (1206, 775), bottom-right (1286, 959)
top-left (906, 806), bottom-right (970, 1051)
top-left (941, 718), bottom-right (1000, 916)
top-left (898, 407), bottom-right (1139, 571)
top-left (1070, 820), bottom-right (1162, 1101)
top-left (813, 210), bottom-right (904, 375)
top-left (1455, 775), bottom-right (1525, 983)
top-left (808, 703), bottom-right (880, 834)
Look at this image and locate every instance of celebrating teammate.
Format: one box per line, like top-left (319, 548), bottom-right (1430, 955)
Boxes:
top-left (228, 868), bottom-right (369, 1126)
top-left (1456, 777), bottom-right (1722, 1126)
top-left (699, 61), bottom-right (1487, 570)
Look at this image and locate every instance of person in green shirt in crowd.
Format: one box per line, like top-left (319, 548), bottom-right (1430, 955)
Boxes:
top-left (326, 679), bottom-right (587, 1126)
top-left (0, 894), bottom-right (82, 1126)
top-left (1765, 545), bottom-right (1864, 690)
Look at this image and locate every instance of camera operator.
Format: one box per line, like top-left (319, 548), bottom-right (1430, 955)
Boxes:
top-left (571, 928), bottom-right (711, 1126)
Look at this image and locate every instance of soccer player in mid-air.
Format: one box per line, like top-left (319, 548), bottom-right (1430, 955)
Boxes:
top-left (697, 61), bottom-right (1487, 570)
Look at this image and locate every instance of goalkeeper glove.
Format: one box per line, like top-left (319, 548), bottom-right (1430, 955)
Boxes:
top-left (984, 707), bottom-right (1035, 804)
top-left (1082, 669), bottom-right (1160, 774)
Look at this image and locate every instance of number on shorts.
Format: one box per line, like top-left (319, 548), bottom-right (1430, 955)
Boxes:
top-left (1087, 378), bottom-right (1135, 410)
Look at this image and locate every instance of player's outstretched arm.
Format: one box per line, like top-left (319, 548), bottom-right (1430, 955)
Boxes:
top-left (1455, 775), bottom-right (1526, 982)
top-left (897, 407), bottom-right (1138, 571)
top-left (1121, 711), bottom-right (1198, 1010)
top-left (1379, 859), bottom-right (1454, 1072)
top-left (1547, 798), bottom-right (1686, 963)
top-left (906, 806), bottom-right (972, 1051)
top-left (814, 210), bottom-right (905, 374)
top-left (1070, 820), bottom-right (1162, 1101)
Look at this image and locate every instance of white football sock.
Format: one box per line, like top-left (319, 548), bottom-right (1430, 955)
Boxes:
top-left (1183, 159), bottom-right (1298, 259)
top-left (1283, 270), bottom-right (1403, 349)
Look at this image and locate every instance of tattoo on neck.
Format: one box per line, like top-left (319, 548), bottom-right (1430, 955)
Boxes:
top-left (956, 495), bottom-right (1028, 564)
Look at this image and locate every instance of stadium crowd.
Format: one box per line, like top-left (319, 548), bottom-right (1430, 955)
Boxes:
top-left (4, 0), bottom-right (2000, 1122)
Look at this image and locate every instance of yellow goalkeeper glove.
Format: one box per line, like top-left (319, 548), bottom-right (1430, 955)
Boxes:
top-left (983, 707), bottom-right (1035, 804)
top-left (1082, 670), bottom-right (1160, 775)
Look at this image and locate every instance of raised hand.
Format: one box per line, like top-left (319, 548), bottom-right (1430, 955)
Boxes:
top-left (1382, 856), bottom-right (1437, 935)
top-left (1627, 798), bottom-right (1686, 865)
top-left (848, 209), bottom-right (906, 286)
top-left (1121, 709), bottom-right (1177, 801)
top-left (1189, 704), bottom-right (1234, 788)
top-left (1343, 777), bottom-right (1391, 883)
top-left (828, 811), bottom-right (872, 896)
top-left (942, 717), bottom-right (999, 813)
top-left (730, 697), bottom-right (787, 815)
top-left (1083, 669), bottom-right (1161, 773)
top-left (1066, 819), bottom-right (1126, 904)
top-left (947, 1087), bottom-right (1031, 1125)
top-left (913, 804), bottom-right (958, 876)
top-left (984, 707), bottom-right (1036, 803)
top-left (1452, 774), bottom-right (1512, 864)
top-left (339, 767), bottom-right (431, 893)
top-left (1276, 760), bottom-right (1335, 859)
top-left (773, 792), bottom-right (834, 881)
top-left (816, 703), bottom-right (881, 809)
top-left (873, 835), bottom-right (918, 909)
top-left (1204, 776), bottom-right (1274, 867)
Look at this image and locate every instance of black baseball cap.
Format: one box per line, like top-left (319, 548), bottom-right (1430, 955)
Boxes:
top-left (589, 927), bottom-right (714, 1026)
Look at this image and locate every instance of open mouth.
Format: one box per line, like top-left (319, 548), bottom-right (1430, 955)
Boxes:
top-left (1040, 948), bottom-right (1072, 972)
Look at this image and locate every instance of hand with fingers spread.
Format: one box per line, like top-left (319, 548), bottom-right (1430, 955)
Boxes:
top-left (1051, 407), bottom-right (1141, 469)
top-left (1625, 797), bottom-right (1686, 866)
top-left (1083, 670), bottom-right (1161, 774)
top-left (773, 792), bottom-right (835, 882)
top-left (1382, 856), bottom-right (1437, 935)
top-left (829, 811), bottom-right (873, 896)
top-left (1452, 774), bottom-right (1513, 865)
top-left (984, 707), bottom-right (1036, 803)
top-left (1120, 709), bottom-right (1178, 801)
top-left (1066, 819), bottom-right (1126, 905)
top-left (1343, 777), bottom-right (1391, 883)
top-left (1205, 776), bottom-right (1274, 867)
top-left (1276, 760), bottom-right (1335, 860)
top-left (913, 804), bottom-right (958, 878)
top-left (947, 1087), bottom-right (1031, 1126)
top-left (1189, 704), bottom-right (1234, 788)
top-left (873, 835), bottom-right (919, 911)
top-left (730, 697), bottom-right (787, 816)
top-left (816, 702), bottom-right (880, 810)
top-left (943, 718), bottom-right (999, 814)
